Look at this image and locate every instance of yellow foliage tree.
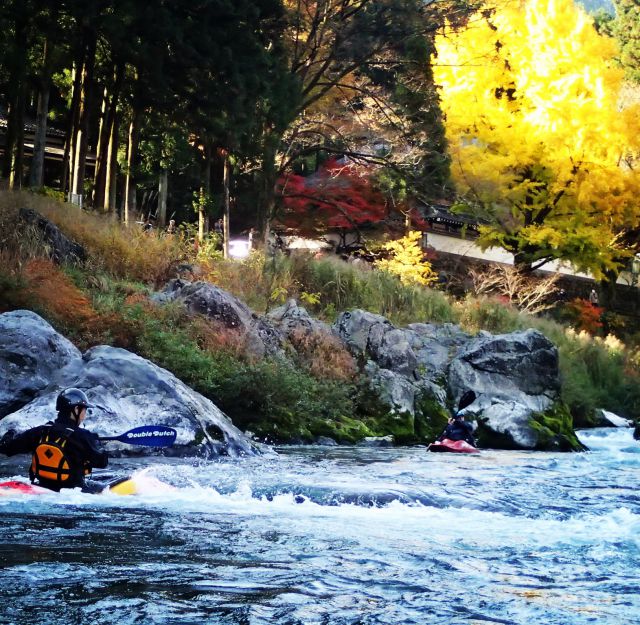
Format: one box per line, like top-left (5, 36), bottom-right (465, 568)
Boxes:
top-left (375, 231), bottom-right (437, 286)
top-left (434, 0), bottom-right (640, 278)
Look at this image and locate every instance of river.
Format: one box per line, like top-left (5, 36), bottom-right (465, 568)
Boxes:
top-left (0, 428), bottom-right (638, 625)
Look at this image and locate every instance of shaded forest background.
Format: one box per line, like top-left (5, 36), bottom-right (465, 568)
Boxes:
top-left (0, 0), bottom-right (638, 275)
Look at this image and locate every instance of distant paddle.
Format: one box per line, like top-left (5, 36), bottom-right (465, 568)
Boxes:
top-left (457, 390), bottom-right (477, 414)
top-left (100, 426), bottom-right (177, 447)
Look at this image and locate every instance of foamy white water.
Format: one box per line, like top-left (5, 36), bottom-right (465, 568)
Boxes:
top-left (0, 428), bottom-right (638, 624)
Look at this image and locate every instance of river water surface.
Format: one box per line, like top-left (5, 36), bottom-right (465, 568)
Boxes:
top-left (0, 428), bottom-right (638, 625)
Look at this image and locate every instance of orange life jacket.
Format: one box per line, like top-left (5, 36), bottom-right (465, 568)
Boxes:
top-left (30, 431), bottom-right (74, 485)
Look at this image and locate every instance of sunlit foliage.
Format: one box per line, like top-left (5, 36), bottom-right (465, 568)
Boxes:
top-left (434, 0), bottom-right (640, 277)
top-left (375, 231), bottom-right (437, 286)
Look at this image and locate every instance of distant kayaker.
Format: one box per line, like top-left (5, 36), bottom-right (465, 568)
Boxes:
top-left (0, 388), bottom-right (108, 493)
top-left (436, 412), bottom-right (476, 447)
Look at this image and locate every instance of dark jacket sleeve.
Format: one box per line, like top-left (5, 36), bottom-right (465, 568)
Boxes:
top-left (78, 429), bottom-right (109, 469)
top-left (436, 423), bottom-right (454, 442)
top-left (0, 427), bottom-right (45, 456)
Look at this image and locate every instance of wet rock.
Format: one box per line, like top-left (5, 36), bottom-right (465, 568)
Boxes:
top-left (448, 329), bottom-right (561, 450)
top-left (0, 335), bottom-right (256, 458)
top-left (0, 310), bottom-right (81, 418)
top-left (356, 435), bottom-right (394, 447)
top-left (314, 436), bottom-right (338, 446)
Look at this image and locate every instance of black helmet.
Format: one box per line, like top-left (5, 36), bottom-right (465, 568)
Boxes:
top-left (56, 388), bottom-right (92, 413)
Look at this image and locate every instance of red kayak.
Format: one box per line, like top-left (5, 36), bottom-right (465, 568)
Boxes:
top-left (0, 480), bottom-right (48, 496)
top-left (428, 439), bottom-right (480, 454)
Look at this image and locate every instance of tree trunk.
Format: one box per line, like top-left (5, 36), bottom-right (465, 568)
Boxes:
top-left (599, 269), bottom-right (618, 310)
top-left (104, 110), bottom-right (119, 213)
top-left (94, 62), bottom-right (124, 210)
top-left (29, 83), bottom-right (50, 189)
top-left (158, 168), bottom-right (168, 227)
top-left (71, 32), bottom-right (97, 207)
top-left (8, 82), bottom-right (26, 190)
top-left (92, 85), bottom-right (108, 204)
top-left (257, 135), bottom-right (279, 245)
top-left (62, 61), bottom-right (83, 195)
top-left (198, 141), bottom-right (213, 243)
top-left (123, 108), bottom-right (141, 225)
top-left (5, 16), bottom-right (28, 188)
top-left (29, 39), bottom-right (54, 189)
top-left (222, 151), bottom-right (230, 259)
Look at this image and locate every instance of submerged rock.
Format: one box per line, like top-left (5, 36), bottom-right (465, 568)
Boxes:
top-left (356, 435), bottom-right (394, 447)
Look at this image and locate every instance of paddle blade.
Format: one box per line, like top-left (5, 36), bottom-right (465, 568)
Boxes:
top-left (458, 390), bottom-right (476, 412)
top-left (102, 426), bottom-right (177, 447)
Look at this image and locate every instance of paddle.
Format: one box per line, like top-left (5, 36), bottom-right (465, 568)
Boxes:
top-left (457, 389), bottom-right (477, 414)
top-left (100, 425), bottom-right (177, 447)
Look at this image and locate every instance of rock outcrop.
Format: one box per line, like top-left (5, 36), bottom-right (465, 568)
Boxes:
top-left (267, 299), bottom-right (332, 339)
top-left (0, 311), bottom-right (256, 458)
top-left (448, 329), bottom-right (562, 449)
top-left (19, 208), bottom-right (86, 264)
top-left (0, 295), bottom-right (581, 452)
top-left (333, 309), bottom-right (575, 450)
top-left (153, 279), bottom-right (283, 358)
top-left (0, 310), bottom-right (81, 418)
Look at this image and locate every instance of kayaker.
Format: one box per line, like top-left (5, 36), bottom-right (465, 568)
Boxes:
top-left (436, 412), bottom-right (476, 447)
top-left (0, 388), bottom-right (108, 493)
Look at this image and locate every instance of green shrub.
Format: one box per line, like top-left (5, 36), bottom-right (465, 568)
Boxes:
top-left (455, 295), bottom-right (525, 334)
top-left (289, 253), bottom-right (455, 325)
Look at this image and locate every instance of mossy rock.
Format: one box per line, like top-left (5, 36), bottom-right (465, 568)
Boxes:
top-left (310, 416), bottom-right (374, 444)
top-left (570, 404), bottom-right (601, 429)
top-left (414, 395), bottom-right (450, 443)
top-left (530, 403), bottom-right (586, 452)
top-left (353, 382), bottom-right (416, 444)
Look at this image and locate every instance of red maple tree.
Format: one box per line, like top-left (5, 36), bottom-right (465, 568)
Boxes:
top-left (276, 159), bottom-right (389, 237)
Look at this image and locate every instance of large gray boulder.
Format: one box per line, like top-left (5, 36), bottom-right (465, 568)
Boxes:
top-left (0, 310), bottom-right (81, 418)
top-left (267, 299), bottom-right (331, 339)
top-left (448, 329), bottom-right (561, 449)
top-left (333, 309), bottom-right (393, 356)
top-left (405, 323), bottom-right (470, 381)
top-left (334, 310), bottom-right (569, 449)
top-left (364, 362), bottom-right (417, 416)
top-left (0, 322), bottom-right (256, 457)
top-left (153, 279), bottom-right (283, 358)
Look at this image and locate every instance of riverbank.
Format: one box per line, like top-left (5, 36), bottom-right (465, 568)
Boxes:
top-left (1, 190), bottom-right (639, 445)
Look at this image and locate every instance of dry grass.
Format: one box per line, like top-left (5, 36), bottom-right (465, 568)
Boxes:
top-left (0, 189), bottom-right (189, 283)
top-left (288, 327), bottom-right (357, 381)
top-left (187, 316), bottom-right (249, 359)
top-left (21, 258), bottom-right (106, 348)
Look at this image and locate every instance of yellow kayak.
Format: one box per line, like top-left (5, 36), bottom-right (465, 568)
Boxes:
top-left (0, 475), bottom-right (167, 496)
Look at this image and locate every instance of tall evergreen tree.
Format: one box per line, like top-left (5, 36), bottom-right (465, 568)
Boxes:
top-left (613, 0), bottom-right (640, 83)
